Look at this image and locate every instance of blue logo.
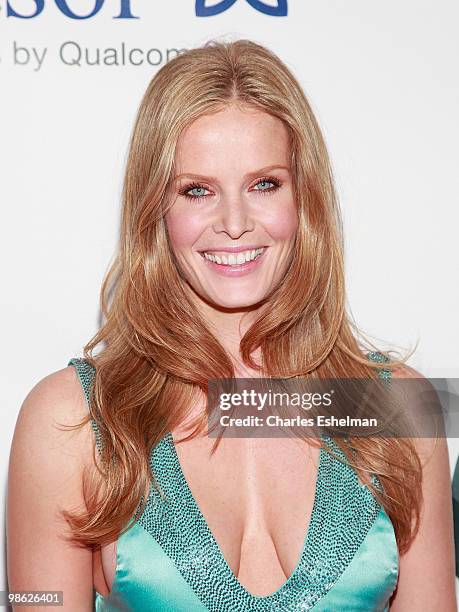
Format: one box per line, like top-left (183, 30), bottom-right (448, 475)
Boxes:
top-left (6, 0), bottom-right (138, 19)
top-left (196, 0), bottom-right (288, 17)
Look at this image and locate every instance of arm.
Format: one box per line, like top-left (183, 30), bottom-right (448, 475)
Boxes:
top-left (7, 366), bottom-right (96, 611)
top-left (389, 365), bottom-right (457, 610)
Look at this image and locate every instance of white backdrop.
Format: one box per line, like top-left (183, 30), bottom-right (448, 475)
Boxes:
top-left (1, 0), bottom-right (458, 597)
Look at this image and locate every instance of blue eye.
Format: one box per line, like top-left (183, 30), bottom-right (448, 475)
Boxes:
top-left (254, 180), bottom-right (273, 190)
top-left (188, 186), bottom-right (208, 197)
top-left (253, 177), bottom-right (281, 194)
top-left (179, 183), bottom-right (211, 201)
top-left (178, 176), bottom-right (281, 201)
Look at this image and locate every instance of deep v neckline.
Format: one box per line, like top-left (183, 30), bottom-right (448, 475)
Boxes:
top-left (69, 352), bottom-right (391, 610)
top-left (165, 431), bottom-right (325, 601)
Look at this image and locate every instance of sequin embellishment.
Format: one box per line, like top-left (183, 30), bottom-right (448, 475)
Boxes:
top-left (68, 352), bottom-right (392, 611)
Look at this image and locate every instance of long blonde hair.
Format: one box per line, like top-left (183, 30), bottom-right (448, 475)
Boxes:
top-left (62, 39), bottom-right (422, 556)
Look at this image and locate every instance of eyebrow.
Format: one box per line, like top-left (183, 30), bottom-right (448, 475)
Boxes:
top-left (173, 164), bottom-right (290, 183)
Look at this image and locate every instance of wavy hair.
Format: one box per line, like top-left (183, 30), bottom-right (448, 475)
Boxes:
top-left (61, 39), bottom-right (422, 556)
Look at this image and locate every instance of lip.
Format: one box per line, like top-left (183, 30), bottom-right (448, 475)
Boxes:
top-left (199, 247), bottom-right (268, 277)
top-left (198, 244), bottom-right (268, 254)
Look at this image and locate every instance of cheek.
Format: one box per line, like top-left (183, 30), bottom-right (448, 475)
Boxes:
top-left (263, 197), bottom-right (298, 241)
top-left (165, 206), bottom-right (205, 251)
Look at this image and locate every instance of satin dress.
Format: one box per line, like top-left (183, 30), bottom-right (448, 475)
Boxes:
top-left (68, 352), bottom-right (398, 611)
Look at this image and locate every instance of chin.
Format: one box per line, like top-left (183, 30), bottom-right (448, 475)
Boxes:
top-left (205, 290), bottom-right (267, 311)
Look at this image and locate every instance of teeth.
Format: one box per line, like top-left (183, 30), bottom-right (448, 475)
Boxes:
top-left (203, 248), bottom-right (264, 266)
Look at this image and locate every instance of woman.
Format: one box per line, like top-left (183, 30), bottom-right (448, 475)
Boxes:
top-left (7, 39), bottom-right (456, 610)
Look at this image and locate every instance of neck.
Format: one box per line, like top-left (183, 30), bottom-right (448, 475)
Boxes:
top-left (193, 294), bottom-right (264, 377)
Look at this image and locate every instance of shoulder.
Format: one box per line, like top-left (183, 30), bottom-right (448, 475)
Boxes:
top-left (20, 363), bottom-right (88, 409)
top-left (387, 365), bottom-right (456, 606)
top-left (385, 366), bottom-right (456, 608)
top-left (10, 364), bottom-right (97, 482)
top-left (15, 364), bottom-right (91, 432)
top-left (390, 364), bottom-right (441, 462)
top-left (7, 365), bottom-right (97, 601)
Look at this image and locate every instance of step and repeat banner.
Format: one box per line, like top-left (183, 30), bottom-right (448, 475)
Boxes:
top-left (2, 0), bottom-right (458, 594)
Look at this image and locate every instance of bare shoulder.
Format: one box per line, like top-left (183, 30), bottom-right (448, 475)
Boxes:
top-left (7, 365), bottom-right (96, 610)
top-left (11, 364), bottom-right (96, 471)
top-left (388, 366), bottom-right (456, 609)
top-left (390, 363), bottom-right (442, 463)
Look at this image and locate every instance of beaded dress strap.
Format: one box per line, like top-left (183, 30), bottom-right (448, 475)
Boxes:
top-left (68, 357), bottom-right (103, 455)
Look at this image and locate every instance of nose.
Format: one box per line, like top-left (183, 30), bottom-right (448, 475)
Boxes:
top-left (212, 195), bottom-right (255, 239)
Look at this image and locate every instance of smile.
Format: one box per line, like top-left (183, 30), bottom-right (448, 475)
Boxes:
top-left (200, 247), bottom-right (266, 266)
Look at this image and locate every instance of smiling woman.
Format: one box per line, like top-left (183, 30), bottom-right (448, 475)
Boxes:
top-left (7, 39), bottom-right (456, 611)
top-left (165, 106), bottom-right (297, 310)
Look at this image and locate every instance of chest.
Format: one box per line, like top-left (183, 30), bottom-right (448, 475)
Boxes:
top-left (169, 434), bottom-right (321, 593)
top-left (96, 435), bottom-right (321, 597)
top-left (93, 433), bottom-right (399, 610)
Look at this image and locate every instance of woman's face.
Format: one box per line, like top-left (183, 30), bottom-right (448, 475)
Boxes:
top-left (165, 104), bottom-right (298, 310)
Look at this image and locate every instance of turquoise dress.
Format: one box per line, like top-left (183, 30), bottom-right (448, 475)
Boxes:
top-left (68, 352), bottom-right (399, 611)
